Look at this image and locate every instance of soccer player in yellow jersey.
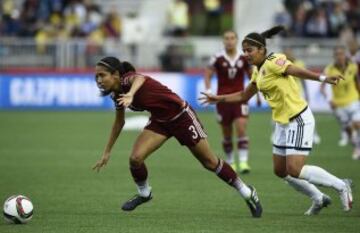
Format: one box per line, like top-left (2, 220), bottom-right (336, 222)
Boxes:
top-left (200, 26), bottom-right (353, 215)
top-left (321, 46), bottom-right (360, 159)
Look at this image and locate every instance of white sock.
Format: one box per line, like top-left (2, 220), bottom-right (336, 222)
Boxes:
top-left (226, 152), bottom-right (234, 164)
top-left (284, 175), bottom-right (323, 202)
top-left (341, 130), bottom-right (349, 141)
top-left (299, 165), bottom-right (346, 192)
top-left (238, 149), bottom-right (248, 163)
top-left (136, 181), bottom-right (151, 197)
top-left (233, 178), bottom-right (251, 199)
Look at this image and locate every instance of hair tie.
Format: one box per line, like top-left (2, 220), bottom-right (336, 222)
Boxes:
top-left (98, 61), bottom-right (115, 72)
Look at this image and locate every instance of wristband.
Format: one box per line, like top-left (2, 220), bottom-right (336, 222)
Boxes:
top-left (319, 75), bottom-right (326, 82)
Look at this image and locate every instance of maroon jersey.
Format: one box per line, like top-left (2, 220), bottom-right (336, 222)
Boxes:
top-left (111, 72), bottom-right (185, 122)
top-left (209, 50), bottom-right (250, 95)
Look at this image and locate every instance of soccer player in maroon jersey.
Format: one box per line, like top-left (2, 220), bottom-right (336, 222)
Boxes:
top-left (92, 57), bottom-right (262, 217)
top-left (204, 30), bottom-right (255, 174)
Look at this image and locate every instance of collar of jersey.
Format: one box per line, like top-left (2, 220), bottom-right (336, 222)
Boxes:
top-left (257, 52), bottom-right (273, 70)
top-left (222, 49), bottom-right (241, 67)
top-left (333, 59), bottom-right (351, 74)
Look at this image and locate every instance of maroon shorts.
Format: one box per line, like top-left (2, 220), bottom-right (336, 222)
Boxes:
top-left (215, 102), bottom-right (248, 125)
top-left (145, 105), bottom-right (207, 147)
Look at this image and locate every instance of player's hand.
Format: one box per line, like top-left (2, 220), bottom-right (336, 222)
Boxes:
top-left (92, 153), bottom-right (110, 172)
top-left (117, 93), bottom-right (133, 108)
top-left (198, 92), bottom-right (222, 105)
top-left (325, 75), bottom-right (344, 85)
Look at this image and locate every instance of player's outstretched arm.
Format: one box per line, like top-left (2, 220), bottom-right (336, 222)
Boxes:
top-left (285, 65), bottom-right (344, 85)
top-left (117, 74), bottom-right (146, 107)
top-left (93, 109), bottom-right (125, 172)
top-left (199, 83), bottom-right (258, 105)
top-left (204, 67), bottom-right (215, 93)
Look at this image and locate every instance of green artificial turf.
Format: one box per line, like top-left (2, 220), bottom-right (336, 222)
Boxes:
top-left (0, 111), bottom-right (358, 233)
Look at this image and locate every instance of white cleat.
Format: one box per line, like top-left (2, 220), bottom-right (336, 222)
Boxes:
top-left (304, 194), bottom-right (331, 216)
top-left (313, 133), bottom-right (321, 145)
top-left (338, 137), bottom-right (349, 147)
top-left (339, 179), bottom-right (353, 212)
top-left (352, 149), bottom-right (360, 160)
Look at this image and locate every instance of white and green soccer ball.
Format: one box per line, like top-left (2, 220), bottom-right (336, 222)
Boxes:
top-left (3, 195), bottom-right (33, 224)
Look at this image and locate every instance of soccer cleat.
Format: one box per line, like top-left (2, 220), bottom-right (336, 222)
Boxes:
top-left (338, 137), bottom-right (349, 147)
top-left (245, 185), bottom-right (262, 218)
top-left (353, 154), bottom-right (360, 160)
top-left (313, 133), bottom-right (321, 145)
top-left (352, 149), bottom-right (360, 160)
top-left (121, 193), bottom-right (153, 211)
top-left (229, 162), bottom-right (237, 172)
top-left (239, 162), bottom-right (251, 174)
top-left (339, 179), bottom-right (353, 212)
top-left (304, 194), bottom-right (332, 216)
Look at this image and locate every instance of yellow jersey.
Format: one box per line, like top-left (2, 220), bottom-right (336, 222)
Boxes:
top-left (251, 53), bottom-right (307, 124)
top-left (324, 62), bottom-right (359, 107)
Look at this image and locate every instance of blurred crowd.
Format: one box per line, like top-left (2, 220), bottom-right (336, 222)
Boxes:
top-left (0, 0), bottom-right (121, 52)
top-left (0, 0), bottom-right (254, 44)
top-left (274, 0), bottom-right (360, 39)
top-left (166, 0), bottom-right (233, 37)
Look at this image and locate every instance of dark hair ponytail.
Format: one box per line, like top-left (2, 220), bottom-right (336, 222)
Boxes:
top-left (260, 25), bottom-right (285, 39)
top-left (242, 25), bottom-right (285, 48)
top-left (121, 61), bottom-right (136, 73)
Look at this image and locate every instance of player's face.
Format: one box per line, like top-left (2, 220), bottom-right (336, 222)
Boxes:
top-left (223, 32), bottom-right (238, 51)
top-left (95, 65), bottom-right (117, 92)
top-left (242, 42), bottom-right (265, 66)
top-left (334, 48), bottom-right (346, 66)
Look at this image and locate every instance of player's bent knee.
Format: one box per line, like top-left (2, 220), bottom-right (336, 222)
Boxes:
top-left (353, 122), bottom-right (360, 129)
top-left (129, 153), bottom-right (145, 167)
top-left (273, 168), bottom-right (287, 178)
top-left (286, 166), bottom-right (301, 178)
top-left (201, 157), bottom-right (218, 171)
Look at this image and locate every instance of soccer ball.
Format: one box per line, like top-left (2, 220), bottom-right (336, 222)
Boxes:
top-left (3, 195), bottom-right (33, 224)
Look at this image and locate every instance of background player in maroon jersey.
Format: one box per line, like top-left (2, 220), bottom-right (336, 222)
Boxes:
top-left (204, 30), bottom-right (256, 174)
top-left (92, 57), bottom-right (262, 217)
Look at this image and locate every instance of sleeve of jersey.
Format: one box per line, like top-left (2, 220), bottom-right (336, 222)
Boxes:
top-left (268, 54), bottom-right (293, 76)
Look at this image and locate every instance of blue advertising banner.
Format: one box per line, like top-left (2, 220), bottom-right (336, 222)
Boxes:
top-left (0, 72), bottom-right (329, 112)
top-left (0, 74), bottom-right (111, 109)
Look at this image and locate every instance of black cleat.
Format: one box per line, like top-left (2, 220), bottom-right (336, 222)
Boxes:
top-left (245, 185), bottom-right (262, 218)
top-left (121, 193), bottom-right (153, 211)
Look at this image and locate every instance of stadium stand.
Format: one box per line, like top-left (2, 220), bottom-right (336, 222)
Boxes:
top-left (0, 0), bottom-right (358, 71)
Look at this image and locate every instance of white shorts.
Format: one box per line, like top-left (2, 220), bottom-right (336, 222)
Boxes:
top-left (334, 101), bottom-right (360, 126)
top-left (273, 107), bottom-right (314, 156)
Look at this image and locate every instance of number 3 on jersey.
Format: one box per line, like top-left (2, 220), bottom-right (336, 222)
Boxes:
top-left (228, 67), bottom-right (237, 79)
top-left (188, 125), bottom-right (199, 139)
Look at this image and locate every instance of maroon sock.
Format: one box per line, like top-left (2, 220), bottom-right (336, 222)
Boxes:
top-left (215, 159), bottom-right (238, 186)
top-left (237, 137), bottom-right (249, 149)
top-left (222, 137), bottom-right (233, 154)
top-left (130, 163), bottom-right (148, 183)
